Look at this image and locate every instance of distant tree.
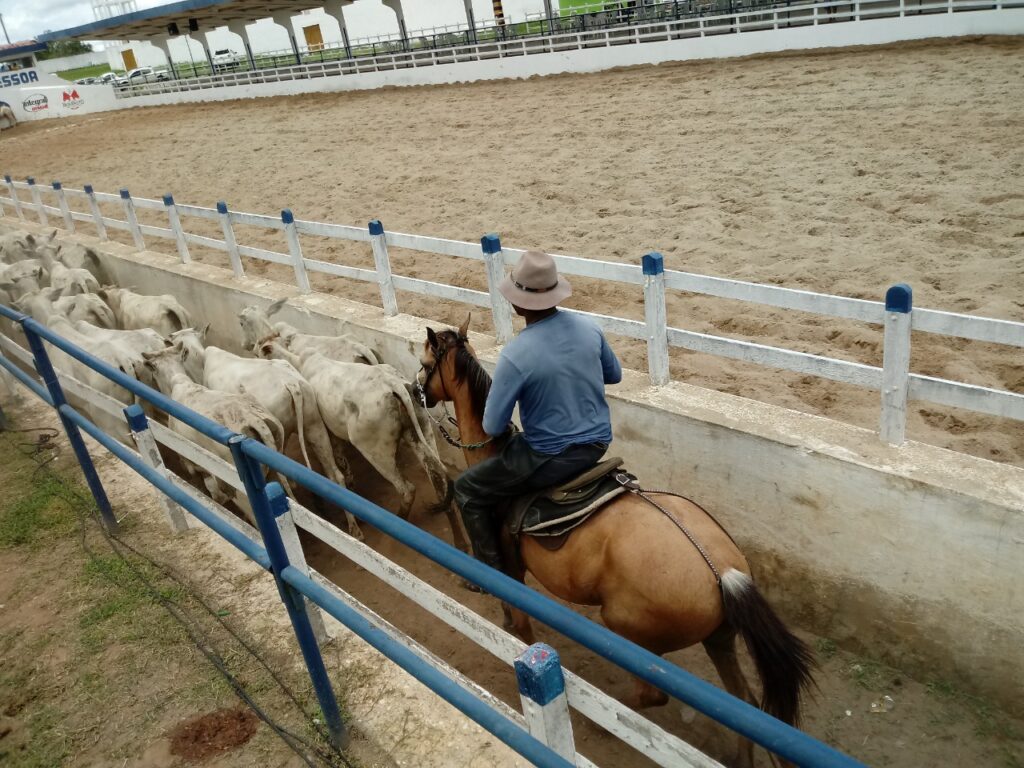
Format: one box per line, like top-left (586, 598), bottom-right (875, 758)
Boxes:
top-left (36, 38), bottom-right (94, 60)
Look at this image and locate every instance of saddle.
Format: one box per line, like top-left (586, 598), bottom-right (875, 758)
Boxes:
top-left (504, 457), bottom-right (629, 552)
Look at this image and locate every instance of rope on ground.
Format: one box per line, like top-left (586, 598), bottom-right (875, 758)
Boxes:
top-left (3, 426), bottom-right (355, 768)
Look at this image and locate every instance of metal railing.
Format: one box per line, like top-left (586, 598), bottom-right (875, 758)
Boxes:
top-left (2, 176), bottom-right (1020, 449)
top-left (0, 304), bottom-right (864, 767)
top-left (111, 0), bottom-right (1024, 97)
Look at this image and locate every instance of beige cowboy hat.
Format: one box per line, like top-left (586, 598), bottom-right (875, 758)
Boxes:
top-left (499, 250), bottom-right (572, 311)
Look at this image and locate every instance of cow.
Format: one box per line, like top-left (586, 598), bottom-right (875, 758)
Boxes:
top-left (257, 338), bottom-right (453, 521)
top-left (238, 298), bottom-right (379, 365)
top-left (38, 248), bottom-right (99, 296)
top-left (169, 327), bottom-right (362, 539)
top-left (49, 291), bottom-right (117, 328)
top-left (99, 287), bottom-right (192, 337)
top-left (142, 346), bottom-right (296, 522)
top-left (0, 104), bottom-right (16, 132)
top-left (0, 231), bottom-right (44, 264)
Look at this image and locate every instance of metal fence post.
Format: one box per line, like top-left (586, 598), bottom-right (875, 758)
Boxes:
top-left (880, 283), bottom-right (912, 445)
top-left (480, 234), bottom-right (515, 345)
top-left (266, 486), bottom-right (330, 645)
top-left (4, 176), bottom-right (24, 220)
top-left (120, 188), bottom-right (146, 251)
top-left (642, 252), bottom-right (670, 386)
top-left (217, 201), bottom-right (244, 278)
top-left (281, 209), bottom-right (311, 294)
top-left (163, 194), bottom-right (191, 264)
top-left (123, 404), bottom-right (190, 534)
top-left (515, 643), bottom-right (577, 764)
top-left (52, 181), bottom-right (75, 233)
top-left (21, 318), bottom-right (118, 534)
top-left (27, 177), bottom-right (47, 226)
top-left (84, 184), bottom-right (107, 240)
top-left (368, 220), bottom-right (399, 316)
top-left (228, 438), bottom-right (346, 749)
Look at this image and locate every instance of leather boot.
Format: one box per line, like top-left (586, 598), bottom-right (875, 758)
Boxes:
top-left (460, 507), bottom-right (504, 572)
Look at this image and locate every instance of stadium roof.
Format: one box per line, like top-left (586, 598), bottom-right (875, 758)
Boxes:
top-left (0, 40), bottom-right (48, 58)
top-left (37, 0), bottom-right (322, 42)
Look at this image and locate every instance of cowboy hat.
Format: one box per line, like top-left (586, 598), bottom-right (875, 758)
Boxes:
top-left (499, 250), bottom-right (572, 311)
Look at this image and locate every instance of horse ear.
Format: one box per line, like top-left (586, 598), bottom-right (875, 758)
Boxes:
top-left (426, 327), bottom-right (438, 348)
top-left (458, 312), bottom-right (471, 340)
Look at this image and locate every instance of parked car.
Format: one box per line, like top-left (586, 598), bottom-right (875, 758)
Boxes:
top-left (211, 48), bottom-right (243, 72)
top-left (74, 76), bottom-right (98, 85)
top-left (96, 72), bottom-right (118, 85)
top-left (114, 67), bottom-right (172, 88)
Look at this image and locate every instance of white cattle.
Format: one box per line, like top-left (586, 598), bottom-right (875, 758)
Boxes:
top-left (0, 231), bottom-right (44, 263)
top-left (170, 328), bottom-right (361, 538)
top-left (143, 346), bottom-right (295, 521)
top-left (38, 249), bottom-right (99, 297)
top-left (47, 291), bottom-right (117, 328)
top-left (100, 287), bottom-right (192, 336)
top-left (70, 320), bottom-right (168, 389)
top-left (239, 299), bottom-right (379, 365)
top-left (258, 339), bottom-right (451, 519)
top-left (0, 105), bottom-right (16, 132)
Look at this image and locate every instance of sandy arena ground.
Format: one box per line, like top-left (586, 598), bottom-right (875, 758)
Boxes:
top-left (2, 35), bottom-right (1022, 465)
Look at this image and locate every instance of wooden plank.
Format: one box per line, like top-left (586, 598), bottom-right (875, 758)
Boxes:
top-left (502, 246), bottom-right (644, 286)
top-left (291, 506), bottom-right (721, 768)
top-left (130, 196), bottom-right (166, 211)
top-left (175, 203), bottom-right (221, 221)
top-left (385, 231), bottom-right (482, 259)
top-left (666, 326), bottom-right (884, 389)
top-left (913, 309), bottom-right (1024, 348)
top-left (909, 375), bottom-right (1024, 421)
top-left (303, 258), bottom-right (377, 283)
top-left (138, 224), bottom-right (175, 239)
top-left (183, 232), bottom-right (230, 251)
top-left (391, 275), bottom-right (492, 307)
top-left (229, 210), bottom-right (285, 230)
top-left (237, 244), bottom-right (292, 266)
top-left (295, 219), bottom-right (370, 242)
top-left (563, 308), bottom-right (647, 340)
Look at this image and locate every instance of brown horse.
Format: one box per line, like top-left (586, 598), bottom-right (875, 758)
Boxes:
top-left (417, 316), bottom-right (814, 768)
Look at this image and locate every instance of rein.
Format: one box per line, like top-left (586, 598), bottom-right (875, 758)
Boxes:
top-left (415, 336), bottom-right (498, 452)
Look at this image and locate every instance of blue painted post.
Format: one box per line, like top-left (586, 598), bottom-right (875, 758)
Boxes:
top-left (21, 318), bottom-right (118, 533)
top-left (281, 209), bottom-right (311, 294)
top-left (123, 404), bottom-right (190, 533)
top-left (84, 184), bottom-right (107, 240)
top-left (217, 202), bottom-right (244, 278)
top-left (4, 175), bottom-right (24, 220)
top-left (163, 194), bottom-right (191, 264)
top-left (368, 220), bottom-right (399, 316)
top-left (27, 177), bottom-right (47, 226)
top-left (228, 437), bottom-right (346, 748)
top-left (515, 643), bottom-right (577, 763)
top-left (642, 252), bottom-right (670, 386)
top-left (53, 181), bottom-right (75, 232)
top-left (880, 283), bottom-right (913, 445)
top-left (120, 188), bottom-right (146, 251)
top-left (480, 234), bottom-right (515, 345)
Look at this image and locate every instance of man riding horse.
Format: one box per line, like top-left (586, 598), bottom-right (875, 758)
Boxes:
top-left (454, 250), bottom-right (622, 572)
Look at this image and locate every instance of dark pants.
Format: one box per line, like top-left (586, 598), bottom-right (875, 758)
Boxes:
top-left (454, 434), bottom-right (607, 570)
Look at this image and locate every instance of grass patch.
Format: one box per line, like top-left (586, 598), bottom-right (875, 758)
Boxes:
top-left (816, 637), bottom-right (838, 660)
top-left (0, 472), bottom-right (76, 548)
top-left (55, 63), bottom-right (112, 82)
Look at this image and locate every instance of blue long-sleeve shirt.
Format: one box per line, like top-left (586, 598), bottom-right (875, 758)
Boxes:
top-left (482, 310), bottom-right (622, 454)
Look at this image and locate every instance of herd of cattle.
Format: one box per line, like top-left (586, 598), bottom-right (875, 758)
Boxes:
top-left (0, 229), bottom-right (453, 540)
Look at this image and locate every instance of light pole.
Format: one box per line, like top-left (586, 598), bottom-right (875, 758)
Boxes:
top-left (0, 13), bottom-right (11, 45)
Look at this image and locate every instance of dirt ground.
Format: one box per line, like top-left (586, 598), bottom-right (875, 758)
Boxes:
top-left (1, 36), bottom-right (1021, 466)
top-left (0, 392), bottom-right (1021, 768)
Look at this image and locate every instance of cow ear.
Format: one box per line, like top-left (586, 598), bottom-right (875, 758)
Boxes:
top-left (458, 313), bottom-right (471, 340)
top-left (267, 297), bottom-right (287, 317)
top-left (200, 323), bottom-right (210, 342)
top-left (426, 327), bottom-right (438, 348)
top-left (25, 234), bottom-right (35, 246)
top-left (47, 230), bottom-right (57, 242)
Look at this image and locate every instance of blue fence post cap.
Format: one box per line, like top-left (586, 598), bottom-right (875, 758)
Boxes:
top-left (216, 201), bottom-right (228, 214)
top-left (368, 219), bottom-right (384, 236)
top-left (481, 233), bottom-right (501, 254)
top-left (265, 482), bottom-right (289, 518)
top-left (52, 181), bottom-right (62, 190)
top-left (123, 403), bottom-right (148, 431)
top-left (26, 177), bottom-right (35, 185)
top-left (3, 175), bottom-right (10, 183)
top-left (163, 193), bottom-right (174, 206)
top-left (885, 283), bottom-right (913, 313)
top-left (642, 252), bottom-right (664, 276)
top-left (514, 643), bottom-right (565, 705)
top-left (281, 209), bottom-right (294, 225)
top-left (84, 184), bottom-right (93, 194)
top-left (119, 188), bottom-right (131, 200)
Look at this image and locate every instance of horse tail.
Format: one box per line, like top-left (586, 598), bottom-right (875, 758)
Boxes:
top-left (720, 569), bottom-right (815, 726)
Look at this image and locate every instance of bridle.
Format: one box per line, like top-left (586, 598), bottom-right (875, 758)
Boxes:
top-left (414, 333), bottom-right (498, 451)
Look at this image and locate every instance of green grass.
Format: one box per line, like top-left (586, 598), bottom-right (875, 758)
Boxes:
top-left (55, 63), bottom-right (113, 82)
top-left (0, 472), bottom-right (76, 548)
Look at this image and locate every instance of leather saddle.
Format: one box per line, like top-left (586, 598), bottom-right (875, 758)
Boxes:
top-left (505, 457), bottom-right (629, 551)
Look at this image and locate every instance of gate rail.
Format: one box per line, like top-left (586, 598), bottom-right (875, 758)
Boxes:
top-left (0, 304), bottom-right (863, 767)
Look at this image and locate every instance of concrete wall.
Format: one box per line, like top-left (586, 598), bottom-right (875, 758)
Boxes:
top-left (119, 10), bottom-right (1024, 109)
top-left (34, 51), bottom-right (108, 76)
top-left (0, 68), bottom-right (120, 122)
top-left (7, 221), bottom-right (1019, 715)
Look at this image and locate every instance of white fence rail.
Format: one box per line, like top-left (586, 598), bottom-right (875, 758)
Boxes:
top-left (0, 328), bottom-right (722, 767)
top-left (109, 0), bottom-right (1024, 100)
top-left (1, 177), bottom-right (1021, 448)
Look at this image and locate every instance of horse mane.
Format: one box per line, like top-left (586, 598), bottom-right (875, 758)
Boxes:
top-left (437, 329), bottom-right (491, 416)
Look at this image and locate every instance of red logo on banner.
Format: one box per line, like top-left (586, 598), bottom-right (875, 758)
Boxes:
top-left (62, 89), bottom-right (84, 110)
